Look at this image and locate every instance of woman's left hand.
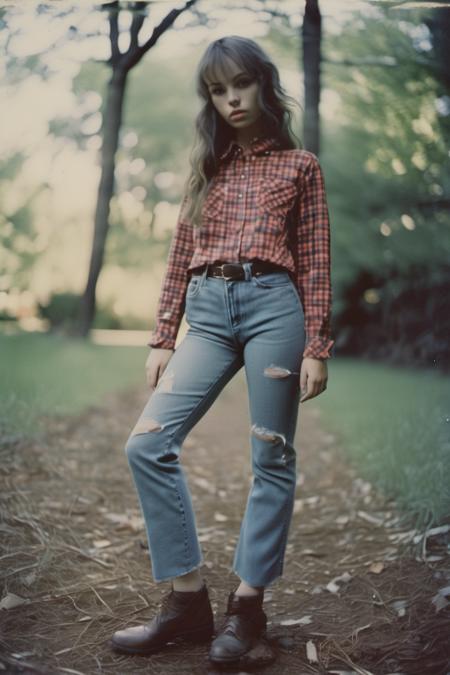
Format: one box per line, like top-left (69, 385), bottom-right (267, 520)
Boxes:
top-left (299, 357), bottom-right (328, 402)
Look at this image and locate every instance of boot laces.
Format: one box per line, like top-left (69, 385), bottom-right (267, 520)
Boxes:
top-left (220, 602), bottom-right (257, 636)
top-left (221, 612), bottom-right (241, 636)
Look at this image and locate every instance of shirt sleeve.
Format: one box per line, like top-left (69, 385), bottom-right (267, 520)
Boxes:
top-left (147, 194), bottom-right (194, 350)
top-left (295, 154), bottom-right (335, 360)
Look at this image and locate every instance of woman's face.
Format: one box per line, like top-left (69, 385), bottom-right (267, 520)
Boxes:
top-left (206, 58), bottom-right (263, 132)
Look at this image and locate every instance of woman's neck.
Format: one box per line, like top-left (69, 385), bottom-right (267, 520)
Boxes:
top-left (235, 121), bottom-right (269, 149)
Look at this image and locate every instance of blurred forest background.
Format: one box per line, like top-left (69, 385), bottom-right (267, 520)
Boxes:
top-left (1, 9), bottom-right (450, 672)
top-left (1, 0), bottom-right (449, 368)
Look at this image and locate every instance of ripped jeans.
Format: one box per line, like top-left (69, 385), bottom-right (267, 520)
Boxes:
top-left (124, 262), bottom-right (306, 587)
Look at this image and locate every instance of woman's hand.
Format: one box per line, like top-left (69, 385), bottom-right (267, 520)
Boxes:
top-left (145, 348), bottom-right (174, 390)
top-left (299, 357), bottom-right (328, 402)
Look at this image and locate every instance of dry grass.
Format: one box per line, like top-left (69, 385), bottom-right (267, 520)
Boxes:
top-left (1, 380), bottom-right (449, 674)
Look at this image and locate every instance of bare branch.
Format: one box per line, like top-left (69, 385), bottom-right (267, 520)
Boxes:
top-left (123, 0), bottom-right (198, 70)
top-left (106, 1), bottom-right (121, 64)
top-left (128, 1), bottom-right (148, 53)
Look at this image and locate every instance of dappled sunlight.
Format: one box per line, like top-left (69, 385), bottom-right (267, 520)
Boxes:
top-left (401, 214), bottom-right (416, 230)
top-left (152, 200), bottom-right (180, 239)
top-left (89, 328), bottom-right (151, 346)
top-left (391, 157), bottom-right (407, 175)
top-left (363, 289), bottom-right (380, 304)
top-left (0, 76), bottom-right (76, 157)
top-left (96, 264), bottom-right (166, 321)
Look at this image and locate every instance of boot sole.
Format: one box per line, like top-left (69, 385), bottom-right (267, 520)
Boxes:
top-left (208, 631), bottom-right (268, 665)
top-left (110, 623), bottom-right (214, 655)
top-left (208, 651), bottom-right (249, 665)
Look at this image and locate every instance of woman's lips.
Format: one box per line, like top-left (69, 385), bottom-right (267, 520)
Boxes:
top-left (230, 110), bottom-right (246, 119)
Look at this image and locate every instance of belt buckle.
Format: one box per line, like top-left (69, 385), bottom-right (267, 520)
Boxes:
top-left (220, 263), bottom-right (242, 281)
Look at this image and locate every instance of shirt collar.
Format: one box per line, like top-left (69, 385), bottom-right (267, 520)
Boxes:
top-left (218, 134), bottom-right (280, 162)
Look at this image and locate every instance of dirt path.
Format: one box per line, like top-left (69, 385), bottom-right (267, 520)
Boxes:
top-left (1, 370), bottom-right (449, 674)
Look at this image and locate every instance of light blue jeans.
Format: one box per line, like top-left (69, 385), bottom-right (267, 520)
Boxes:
top-left (125, 262), bottom-right (306, 587)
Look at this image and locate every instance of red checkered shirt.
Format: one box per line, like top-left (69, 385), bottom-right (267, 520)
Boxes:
top-left (147, 135), bottom-right (334, 360)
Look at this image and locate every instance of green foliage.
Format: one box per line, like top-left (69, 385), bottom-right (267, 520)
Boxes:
top-left (92, 302), bottom-right (122, 329)
top-left (0, 152), bottom-right (43, 290)
top-left (63, 48), bottom-right (203, 271)
top-left (37, 292), bottom-right (140, 330)
top-left (321, 7), bottom-right (450, 365)
top-left (38, 292), bottom-right (81, 330)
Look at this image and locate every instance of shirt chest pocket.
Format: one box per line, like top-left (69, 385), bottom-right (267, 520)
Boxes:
top-left (202, 183), bottom-right (227, 221)
top-left (256, 177), bottom-right (298, 233)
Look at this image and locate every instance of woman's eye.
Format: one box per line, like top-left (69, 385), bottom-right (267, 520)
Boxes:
top-left (210, 78), bottom-right (252, 96)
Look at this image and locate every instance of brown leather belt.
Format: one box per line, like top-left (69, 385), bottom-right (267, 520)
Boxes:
top-left (191, 260), bottom-right (288, 281)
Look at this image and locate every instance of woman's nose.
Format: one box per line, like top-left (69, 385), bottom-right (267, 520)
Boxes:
top-left (228, 89), bottom-right (240, 105)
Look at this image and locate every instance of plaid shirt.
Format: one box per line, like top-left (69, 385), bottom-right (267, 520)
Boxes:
top-left (147, 135), bottom-right (334, 360)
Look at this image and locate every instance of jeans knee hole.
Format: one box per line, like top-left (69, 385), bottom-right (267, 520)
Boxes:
top-left (130, 418), bottom-right (163, 436)
top-left (158, 451), bottom-right (177, 463)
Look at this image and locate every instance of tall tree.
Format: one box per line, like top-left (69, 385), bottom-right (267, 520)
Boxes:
top-left (76, 0), bottom-right (197, 337)
top-left (302, 0), bottom-right (322, 153)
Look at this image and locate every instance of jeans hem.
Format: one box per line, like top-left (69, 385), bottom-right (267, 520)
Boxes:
top-left (231, 566), bottom-right (283, 589)
top-left (152, 558), bottom-right (204, 584)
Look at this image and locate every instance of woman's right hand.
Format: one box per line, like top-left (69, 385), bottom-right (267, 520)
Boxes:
top-left (145, 348), bottom-right (174, 389)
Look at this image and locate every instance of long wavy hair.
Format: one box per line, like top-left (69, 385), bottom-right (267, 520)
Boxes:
top-left (181, 35), bottom-right (302, 228)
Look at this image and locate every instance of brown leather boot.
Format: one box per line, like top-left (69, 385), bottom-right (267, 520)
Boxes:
top-left (208, 588), bottom-right (267, 665)
top-left (110, 582), bottom-right (214, 655)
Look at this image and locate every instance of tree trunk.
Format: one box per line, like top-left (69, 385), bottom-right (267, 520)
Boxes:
top-left (302, 0), bottom-right (322, 154)
top-left (73, 0), bottom-right (198, 339)
top-left (76, 70), bottom-right (126, 337)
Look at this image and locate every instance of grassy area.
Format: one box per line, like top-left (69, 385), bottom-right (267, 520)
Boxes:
top-left (0, 331), bottom-right (147, 445)
top-left (317, 357), bottom-right (450, 529)
top-left (1, 332), bottom-right (449, 529)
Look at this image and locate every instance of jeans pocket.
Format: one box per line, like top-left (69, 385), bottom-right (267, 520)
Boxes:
top-left (252, 271), bottom-right (293, 289)
top-left (288, 282), bottom-right (305, 317)
top-left (186, 275), bottom-right (204, 298)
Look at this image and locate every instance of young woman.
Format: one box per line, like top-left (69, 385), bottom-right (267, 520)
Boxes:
top-left (111, 35), bottom-right (334, 666)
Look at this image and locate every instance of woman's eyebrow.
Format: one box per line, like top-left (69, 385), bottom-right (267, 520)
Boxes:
top-left (208, 72), bottom-right (248, 87)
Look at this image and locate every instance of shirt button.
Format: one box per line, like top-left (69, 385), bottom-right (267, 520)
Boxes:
top-left (241, 173), bottom-right (245, 178)
top-left (238, 193), bottom-right (243, 198)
